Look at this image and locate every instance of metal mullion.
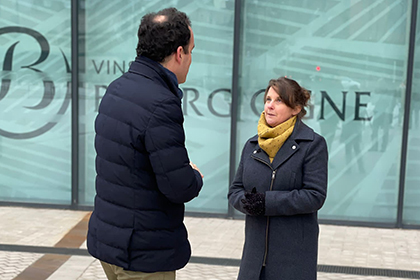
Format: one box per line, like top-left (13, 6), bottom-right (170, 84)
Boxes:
top-left (228, 0), bottom-right (243, 218)
top-left (397, 0), bottom-right (418, 227)
top-left (71, 0), bottom-right (79, 208)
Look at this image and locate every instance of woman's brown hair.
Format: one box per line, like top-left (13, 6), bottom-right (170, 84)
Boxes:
top-left (263, 77), bottom-right (311, 119)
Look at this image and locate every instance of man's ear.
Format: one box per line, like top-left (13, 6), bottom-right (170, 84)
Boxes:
top-left (175, 46), bottom-right (183, 63)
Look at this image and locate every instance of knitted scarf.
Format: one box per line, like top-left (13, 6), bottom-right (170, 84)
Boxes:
top-left (257, 112), bottom-right (297, 163)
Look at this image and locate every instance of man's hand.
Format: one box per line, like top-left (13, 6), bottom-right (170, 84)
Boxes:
top-left (190, 162), bottom-right (204, 178)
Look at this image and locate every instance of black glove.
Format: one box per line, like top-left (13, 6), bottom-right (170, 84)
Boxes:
top-left (241, 187), bottom-right (265, 216)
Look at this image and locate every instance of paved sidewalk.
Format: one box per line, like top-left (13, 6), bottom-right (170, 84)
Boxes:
top-left (0, 206), bottom-right (419, 280)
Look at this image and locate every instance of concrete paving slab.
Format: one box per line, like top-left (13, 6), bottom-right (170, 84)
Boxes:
top-left (0, 206), bottom-right (419, 279)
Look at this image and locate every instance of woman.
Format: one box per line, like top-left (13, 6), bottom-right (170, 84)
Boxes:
top-left (228, 77), bottom-right (328, 280)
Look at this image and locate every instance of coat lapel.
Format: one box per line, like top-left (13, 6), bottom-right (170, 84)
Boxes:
top-left (271, 137), bottom-right (299, 170)
top-left (251, 148), bottom-right (271, 167)
top-left (265, 120), bottom-right (315, 170)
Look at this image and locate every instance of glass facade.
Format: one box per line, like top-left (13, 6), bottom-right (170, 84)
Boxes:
top-left (404, 0), bottom-right (420, 225)
top-left (0, 1), bottom-right (72, 204)
top-left (77, 0), bottom-right (235, 213)
top-left (0, 0), bottom-right (419, 227)
top-left (237, 0), bottom-right (410, 223)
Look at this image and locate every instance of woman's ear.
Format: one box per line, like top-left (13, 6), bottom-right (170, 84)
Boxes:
top-left (292, 106), bottom-right (302, 116)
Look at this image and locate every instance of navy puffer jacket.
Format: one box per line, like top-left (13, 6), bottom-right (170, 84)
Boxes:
top-left (87, 56), bottom-right (203, 272)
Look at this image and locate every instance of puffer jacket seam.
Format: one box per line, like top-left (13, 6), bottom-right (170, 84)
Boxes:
top-left (96, 154), bottom-right (132, 169)
top-left (95, 213), bottom-right (132, 230)
top-left (98, 113), bottom-right (144, 136)
top-left (134, 226), bottom-right (183, 232)
top-left (96, 176), bottom-right (134, 189)
top-left (97, 175), bottom-right (157, 192)
top-left (96, 190), bottom-right (164, 212)
top-left (96, 133), bottom-right (138, 150)
top-left (97, 191), bottom-right (156, 211)
top-left (144, 97), bottom-right (179, 132)
top-left (106, 89), bottom-right (157, 115)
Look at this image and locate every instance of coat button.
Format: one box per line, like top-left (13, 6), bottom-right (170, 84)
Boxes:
top-left (253, 150), bottom-right (257, 154)
top-left (292, 145), bottom-right (296, 150)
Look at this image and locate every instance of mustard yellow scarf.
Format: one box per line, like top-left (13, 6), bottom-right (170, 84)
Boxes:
top-left (258, 112), bottom-right (296, 163)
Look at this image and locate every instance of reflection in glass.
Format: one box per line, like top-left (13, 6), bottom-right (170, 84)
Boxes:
top-left (0, 0), bottom-right (72, 204)
top-left (78, 1), bottom-right (234, 213)
top-left (237, 0), bottom-right (410, 222)
top-left (404, 2), bottom-right (420, 225)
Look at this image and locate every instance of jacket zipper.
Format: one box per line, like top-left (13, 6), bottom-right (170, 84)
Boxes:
top-left (263, 169), bottom-right (276, 266)
top-left (251, 155), bottom-right (276, 267)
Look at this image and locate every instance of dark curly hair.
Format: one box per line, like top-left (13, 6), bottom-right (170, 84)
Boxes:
top-left (136, 7), bottom-right (191, 62)
top-left (264, 77), bottom-right (311, 119)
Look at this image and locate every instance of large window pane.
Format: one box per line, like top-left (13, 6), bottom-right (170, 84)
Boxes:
top-left (403, 1), bottom-right (420, 226)
top-left (0, 1), bottom-right (72, 204)
top-left (182, 1), bottom-right (234, 213)
top-left (237, 0), bottom-right (410, 223)
top-left (79, 0), bottom-right (234, 214)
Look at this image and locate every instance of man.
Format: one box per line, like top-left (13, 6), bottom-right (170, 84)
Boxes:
top-left (87, 7), bottom-right (203, 280)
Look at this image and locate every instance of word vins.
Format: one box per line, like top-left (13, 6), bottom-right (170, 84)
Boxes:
top-left (94, 86), bottom-right (372, 121)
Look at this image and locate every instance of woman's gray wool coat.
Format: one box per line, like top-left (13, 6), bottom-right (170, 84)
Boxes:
top-left (228, 120), bottom-right (328, 280)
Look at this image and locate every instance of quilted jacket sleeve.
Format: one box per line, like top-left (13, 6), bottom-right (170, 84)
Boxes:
top-left (144, 97), bottom-right (203, 204)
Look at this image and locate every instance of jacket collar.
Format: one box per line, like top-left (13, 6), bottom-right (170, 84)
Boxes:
top-left (250, 119), bottom-right (314, 170)
top-left (128, 56), bottom-right (181, 99)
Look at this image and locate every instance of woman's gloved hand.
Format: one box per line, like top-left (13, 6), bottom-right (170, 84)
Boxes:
top-left (241, 187), bottom-right (265, 216)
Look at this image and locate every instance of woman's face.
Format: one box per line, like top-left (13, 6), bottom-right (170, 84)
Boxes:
top-left (264, 87), bottom-right (301, 127)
